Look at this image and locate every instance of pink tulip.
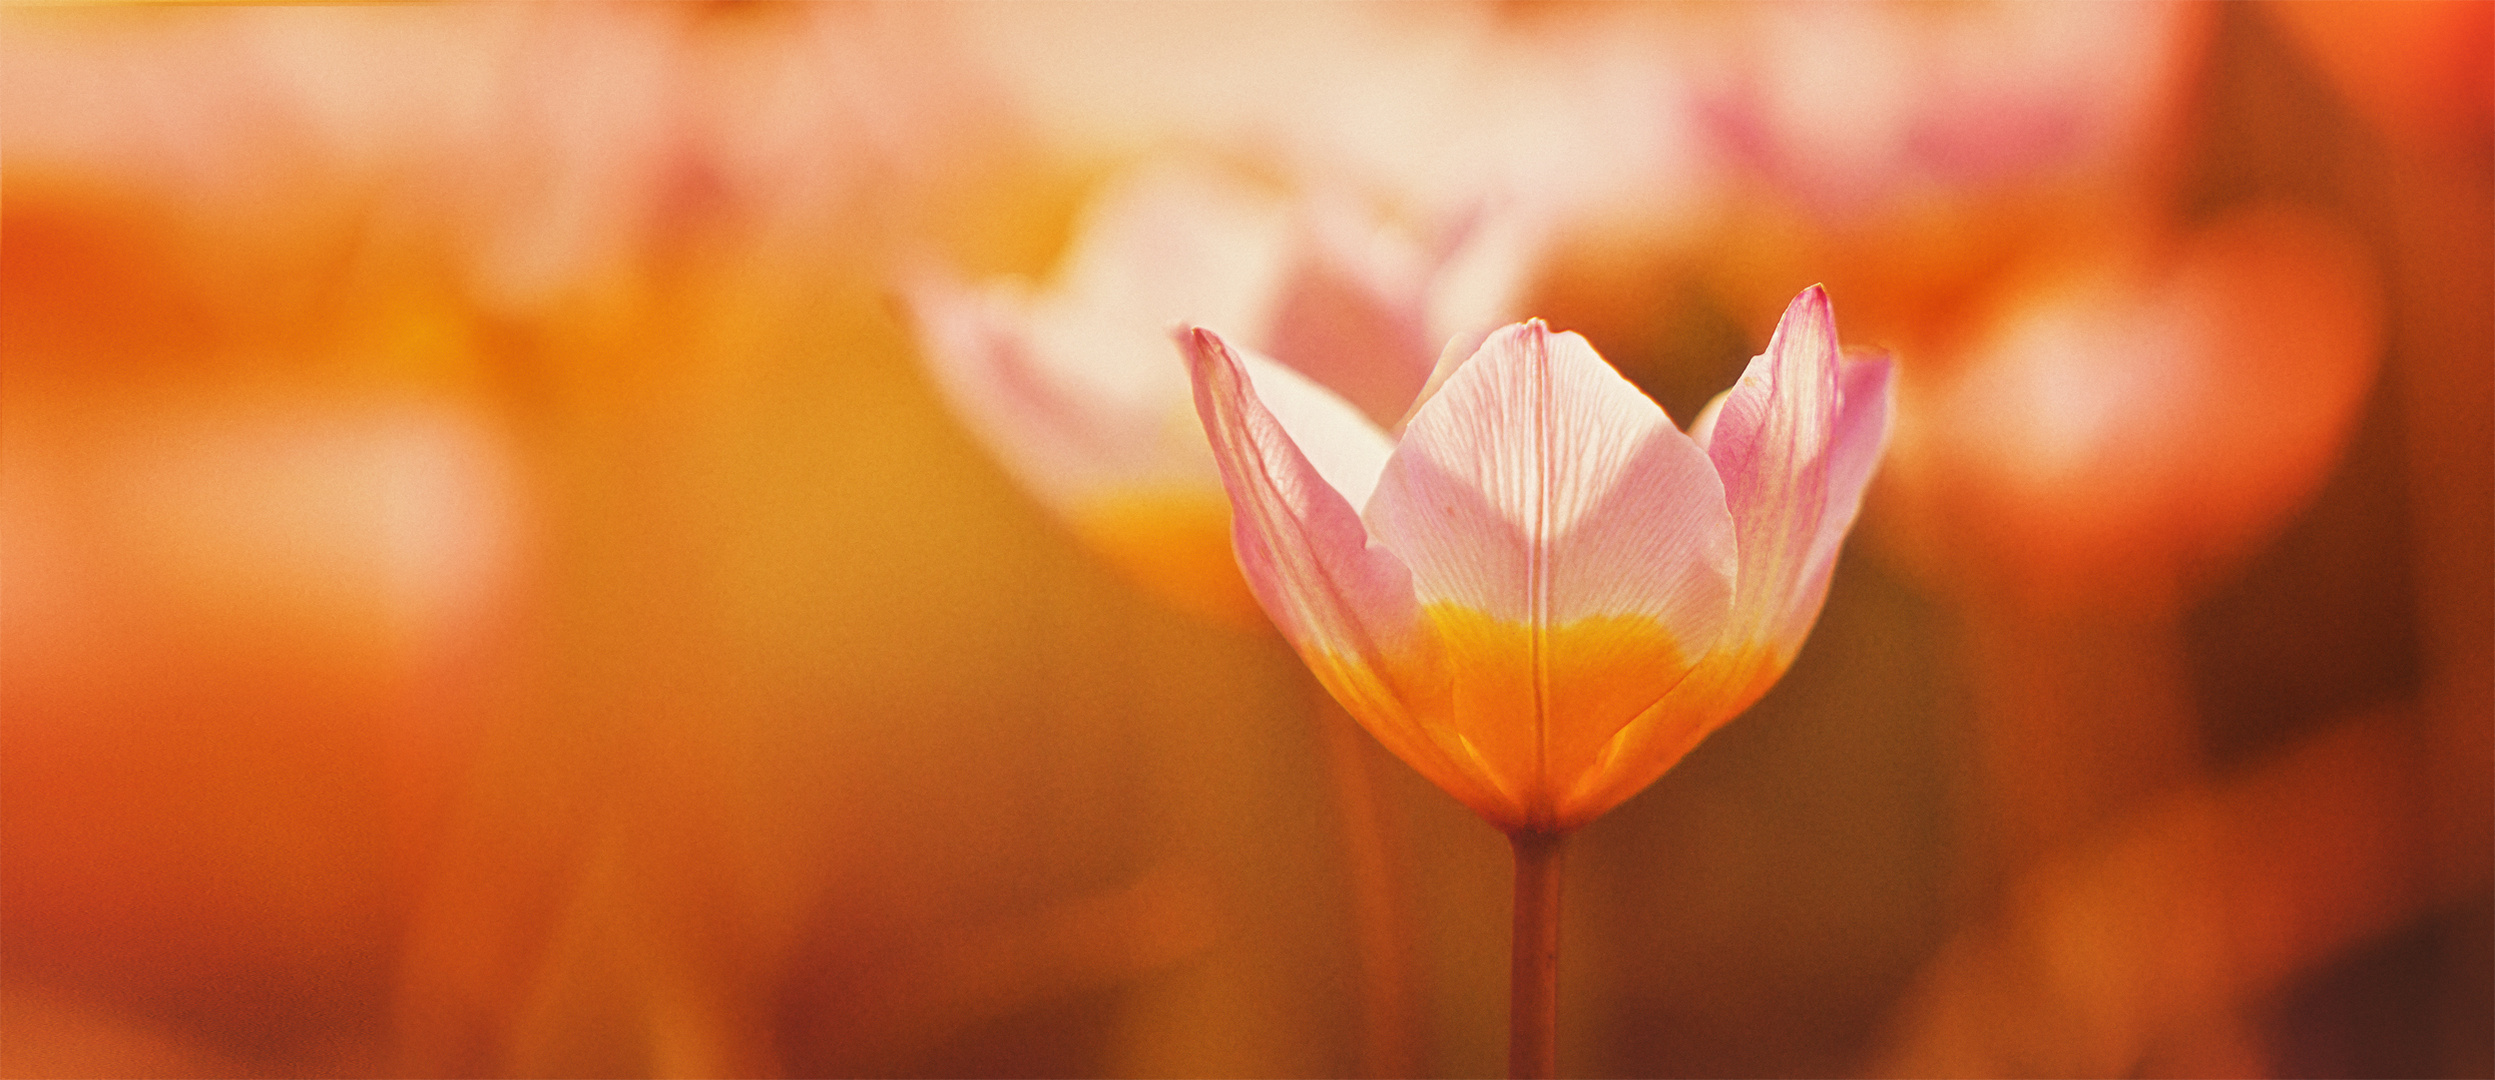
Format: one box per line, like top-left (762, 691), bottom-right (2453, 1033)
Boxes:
top-left (1184, 286), bottom-right (1891, 833)
top-left (1688, 1), bottom-right (2208, 217)
top-left (908, 163), bottom-right (1529, 620)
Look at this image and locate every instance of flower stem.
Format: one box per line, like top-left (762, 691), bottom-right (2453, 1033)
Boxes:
top-left (1509, 829), bottom-right (1565, 1080)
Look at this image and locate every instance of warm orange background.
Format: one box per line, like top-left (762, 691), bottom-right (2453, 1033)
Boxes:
top-left (2, 4), bottom-right (2486, 1078)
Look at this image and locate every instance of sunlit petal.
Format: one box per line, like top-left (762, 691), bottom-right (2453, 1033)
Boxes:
top-left (1365, 322), bottom-right (1737, 827)
top-left (1180, 327), bottom-right (1507, 816)
top-left (1372, 321), bottom-right (1736, 634)
top-left (1229, 343), bottom-right (1398, 513)
top-left (1699, 284), bottom-right (1842, 655)
top-left (1779, 349), bottom-right (1894, 649)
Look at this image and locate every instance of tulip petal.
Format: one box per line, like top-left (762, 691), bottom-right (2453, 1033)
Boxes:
top-left (1560, 295), bottom-right (1891, 827)
top-left (1260, 199), bottom-right (1440, 430)
top-left (1395, 325), bottom-right (1499, 432)
top-left (1230, 342), bottom-right (1398, 512)
top-left (1556, 644), bottom-right (1778, 828)
top-left (1365, 322), bottom-right (1736, 825)
top-left (1062, 165), bottom-right (1292, 354)
top-left (906, 274), bottom-right (1172, 505)
top-left (1699, 284), bottom-right (1842, 656)
top-left (1776, 350), bottom-right (1893, 646)
top-left (1181, 327), bottom-right (1507, 815)
top-left (1375, 322), bottom-right (1737, 626)
top-left (1260, 196), bottom-right (1540, 431)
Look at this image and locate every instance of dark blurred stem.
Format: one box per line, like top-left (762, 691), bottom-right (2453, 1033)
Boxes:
top-left (1311, 692), bottom-right (1417, 1078)
top-left (1509, 829), bottom-right (1564, 1080)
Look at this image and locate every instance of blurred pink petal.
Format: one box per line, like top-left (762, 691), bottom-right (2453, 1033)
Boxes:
top-left (1692, 1), bottom-right (2208, 216)
top-left (906, 162), bottom-right (1531, 619)
top-left (4, 5), bottom-right (995, 319)
top-left (938, 3), bottom-right (1713, 234)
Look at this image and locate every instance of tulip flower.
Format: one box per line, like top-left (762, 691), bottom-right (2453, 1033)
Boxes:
top-left (1186, 284), bottom-right (1888, 833)
top-left (908, 162), bottom-right (1529, 621)
top-left (1184, 285), bottom-right (1889, 1077)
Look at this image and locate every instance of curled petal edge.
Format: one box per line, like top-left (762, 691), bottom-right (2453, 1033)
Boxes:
top-left (1179, 326), bottom-right (1513, 819)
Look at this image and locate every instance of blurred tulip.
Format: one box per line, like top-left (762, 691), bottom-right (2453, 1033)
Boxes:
top-left (1183, 287), bottom-right (1891, 834)
top-left (1678, 0), bottom-right (2213, 357)
top-left (1690, 1), bottom-right (2203, 216)
top-left (2, 3), bottom-right (998, 325)
top-left (1879, 203), bottom-right (2382, 616)
top-left (1865, 203), bottom-right (2382, 925)
top-left (938, 3), bottom-right (1711, 233)
top-left (3, 6), bottom-right (1011, 1073)
top-left (908, 162), bottom-right (1531, 622)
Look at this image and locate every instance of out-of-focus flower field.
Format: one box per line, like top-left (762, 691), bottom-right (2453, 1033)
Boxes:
top-left (1, 3), bottom-right (2486, 1077)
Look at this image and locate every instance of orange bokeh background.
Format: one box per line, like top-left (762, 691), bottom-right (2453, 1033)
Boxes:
top-left (3, 4), bottom-right (2486, 1078)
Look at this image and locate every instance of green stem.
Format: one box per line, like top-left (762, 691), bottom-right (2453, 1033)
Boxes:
top-left (1509, 829), bottom-right (1565, 1080)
